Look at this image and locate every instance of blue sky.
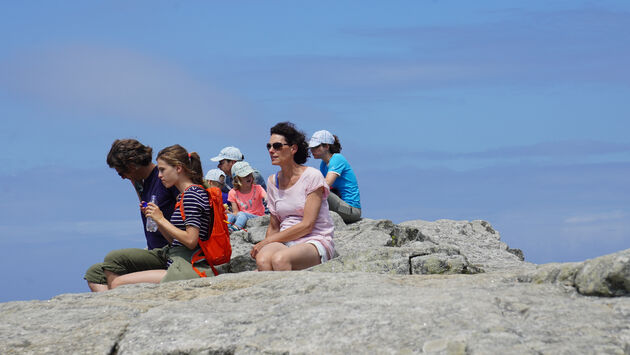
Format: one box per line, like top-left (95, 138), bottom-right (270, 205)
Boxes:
top-left (1, 1), bottom-right (629, 302)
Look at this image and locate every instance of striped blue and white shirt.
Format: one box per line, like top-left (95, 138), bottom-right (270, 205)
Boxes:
top-left (170, 185), bottom-right (211, 247)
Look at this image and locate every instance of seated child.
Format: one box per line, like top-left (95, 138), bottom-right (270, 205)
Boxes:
top-left (205, 168), bottom-right (229, 205)
top-left (227, 161), bottom-right (267, 230)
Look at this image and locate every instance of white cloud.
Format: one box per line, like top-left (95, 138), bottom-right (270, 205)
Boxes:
top-left (0, 44), bottom-right (251, 125)
top-left (560, 213), bottom-right (630, 247)
top-left (564, 210), bottom-right (627, 224)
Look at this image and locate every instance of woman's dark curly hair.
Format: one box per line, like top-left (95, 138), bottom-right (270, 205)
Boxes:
top-left (270, 122), bottom-right (310, 164)
top-left (107, 139), bottom-right (153, 172)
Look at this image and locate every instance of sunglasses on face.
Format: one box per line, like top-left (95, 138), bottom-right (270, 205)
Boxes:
top-left (266, 142), bottom-right (290, 150)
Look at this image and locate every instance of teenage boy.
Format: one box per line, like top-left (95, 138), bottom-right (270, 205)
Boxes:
top-left (84, 139), bottom-right (179, 292)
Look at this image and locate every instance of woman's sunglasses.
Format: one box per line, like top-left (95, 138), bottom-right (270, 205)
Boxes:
top-left (266, 142), bottom-right (290, 150)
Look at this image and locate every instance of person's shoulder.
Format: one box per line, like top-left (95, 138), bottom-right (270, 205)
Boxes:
top-left (185, 185), bottom-right (208, 199)
top-left (188, 184), bottom-right (206, 192)
top-left (267, 173), bottom-right (277, 187)
top-left (304, 166), bottom-right (320, 174)
top-left (331, 153), bottom-right (349, 163)
top-left (303, 166), bottom-right (325, 180)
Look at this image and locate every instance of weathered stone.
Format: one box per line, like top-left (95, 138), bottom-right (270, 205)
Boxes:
top-left (521, 262), bottom-right (582, 287)
top-left (575, 248), bottom-right (630, 297)
top-left (411, 254), bottom-right (481, 275)
top-left (399, 219), bottom-right (532, 272)
top-left (520, 249), bottom-right (630, 297)
top-left (2, 271), bottom-right (629, 354)
top-left (2, 218), bottom-right (630, 354)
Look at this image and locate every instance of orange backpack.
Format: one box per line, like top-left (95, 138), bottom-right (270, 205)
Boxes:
top-left (176, 185), bottom-right (232, 277)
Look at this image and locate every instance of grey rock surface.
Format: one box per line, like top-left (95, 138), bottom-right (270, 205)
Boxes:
top-left (521, 248), bottom-right (630, 297)
top-left (1, 217), bottom-right (629, 354)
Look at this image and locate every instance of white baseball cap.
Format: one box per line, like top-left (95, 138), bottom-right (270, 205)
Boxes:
top-left (204, 168), bottom-right (226, 182)
top-left (308, 130), bottom-right (335, 148)
top-left (210, 146), bottom-right (244, 162)
top-left (231, 161), bottom-right (255, 178)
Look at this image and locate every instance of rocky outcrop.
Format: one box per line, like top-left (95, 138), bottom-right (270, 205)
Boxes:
top-left (224, 215), bottom-right (528, 276)
top-left (1, 215), bottom-right (629, 354)
top-left (521, 248), bottom-right (630, 297)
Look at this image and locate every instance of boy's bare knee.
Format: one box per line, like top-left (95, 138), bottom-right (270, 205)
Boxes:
top-left (87, 281), bottom-right (109, 292)
top-left (104, 270), bottom-right (119, 286)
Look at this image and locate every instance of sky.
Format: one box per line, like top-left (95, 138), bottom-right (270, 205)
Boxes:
top-left (1, 1), bottom-right (629, 302)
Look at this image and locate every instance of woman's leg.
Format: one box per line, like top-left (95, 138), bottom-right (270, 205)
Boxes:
top-left (109, 269), bottom-right (167, 289)
top-left (255, 242), bottom-right (287, 271)
top-left (327, 192), bottom-right (361, 223)
top-left (271, 243), bottom-right (321, 271)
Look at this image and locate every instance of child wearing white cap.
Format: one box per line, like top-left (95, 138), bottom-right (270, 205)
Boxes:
top-left (205, 168), bottom-right (229, 205)
top-left (227, 161), bottom-right (267, 230)
top-left (210, 146), bottom-right (267, 193)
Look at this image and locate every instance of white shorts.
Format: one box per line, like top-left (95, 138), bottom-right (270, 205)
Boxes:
top-left (306, 240), bottom-right (330, 263)
top-left (284, 238), bottom-right (332, 264)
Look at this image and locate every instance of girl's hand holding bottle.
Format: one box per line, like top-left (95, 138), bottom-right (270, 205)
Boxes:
top-left (143, 195), bottom-right (162, 234)
top-left (145, 202), bottom-right (164, 222)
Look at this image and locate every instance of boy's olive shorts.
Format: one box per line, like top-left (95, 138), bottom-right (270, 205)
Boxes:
top-left (84, 245), bottom-right (213, 284)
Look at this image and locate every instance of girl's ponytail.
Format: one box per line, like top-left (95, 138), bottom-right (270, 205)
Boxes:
top-left (188, 152), bottom-right (204, 185)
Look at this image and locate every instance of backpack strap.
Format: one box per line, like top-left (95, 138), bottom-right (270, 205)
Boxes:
top-left (191, 250), bottom-right (218, 277)
top-left (175, 184), bottom-right (204, 221)
top-left (275, 172), bottom-right (279, 189)
top-left (189, 186), bottom-right (229, 277)
top-left (175, 184), bottom-right (221, 277)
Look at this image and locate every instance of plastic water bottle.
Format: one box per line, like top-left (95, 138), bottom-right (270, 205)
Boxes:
top-left (145, 195), bottom-right (158, 232)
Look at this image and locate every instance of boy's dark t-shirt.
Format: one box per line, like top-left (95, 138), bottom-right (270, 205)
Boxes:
top-left (136, 166), bottom-right (179, 249)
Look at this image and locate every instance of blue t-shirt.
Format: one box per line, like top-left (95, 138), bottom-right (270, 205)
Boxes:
top-left (137, 167), bottom-right (179, 249)
top-left (320, 153), bottom-right (361, 209)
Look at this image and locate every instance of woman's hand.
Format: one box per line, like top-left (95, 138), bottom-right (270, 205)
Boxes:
top-left (251, 239), bottom-right (270, 259)
top-left (145, 202), bottom-right (165, 222)
top-left (252, 214), bottom-right (281, 259)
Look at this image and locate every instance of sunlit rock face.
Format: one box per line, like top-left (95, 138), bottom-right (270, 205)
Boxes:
top-left (1, 215), bottom-right (629, 354)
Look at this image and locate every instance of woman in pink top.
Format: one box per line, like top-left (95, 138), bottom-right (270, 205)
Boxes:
top-left (250, 122), bottom-right (335, 270)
